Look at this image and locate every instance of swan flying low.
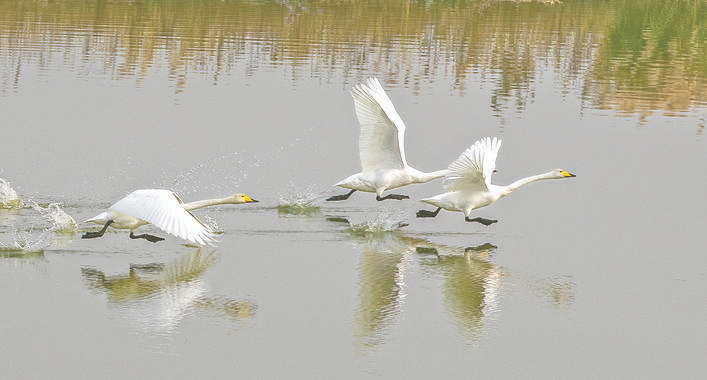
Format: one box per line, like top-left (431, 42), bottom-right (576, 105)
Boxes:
top-left (417, 137), bottom-right (575, 224)
top-left (327, 77), bottom-right (447, 202)
top-left (82, 190), bottom-right (258, 245)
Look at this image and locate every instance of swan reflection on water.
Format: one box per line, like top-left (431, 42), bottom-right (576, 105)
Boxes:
top-left (350, 231), bottom-right (410, 350)
top-left (328, 215), bottom-right (574, 351)
top-left (81, 247), bottom-right (256, 332)
top-left (418, 242), bottom-right (504, 342)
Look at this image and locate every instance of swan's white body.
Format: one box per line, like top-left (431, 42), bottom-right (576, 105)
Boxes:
top-left (333, 78), bottom-right (447, 198)
top-left (420, 137), bottom-right (575, 219)
top-left (84, 190), bottom-right (257, 246)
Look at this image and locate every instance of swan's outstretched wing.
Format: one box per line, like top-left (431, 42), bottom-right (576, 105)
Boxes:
top-left (444, 137), bottom-right (501, 192)
top-left (110, 189), bottom-right (217, 246)
top-left (351, 77), bottom-right (407, 172)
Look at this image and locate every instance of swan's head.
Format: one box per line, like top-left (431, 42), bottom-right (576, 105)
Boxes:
top-left (227, 193), bottom-right (259, 204)
top-left (552, 169), bottom-right (576, 179)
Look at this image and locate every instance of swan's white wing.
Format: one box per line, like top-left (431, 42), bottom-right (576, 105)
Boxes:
top-left (110, 189), bottom-right (217, 246)
top-left (444, 137), bottom-right (501, 192)
top-left (351, 77), bottom-right (407, 171)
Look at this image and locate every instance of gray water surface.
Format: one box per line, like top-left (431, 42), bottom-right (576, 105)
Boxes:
top-left (1, 1), bottom-right (706, 378)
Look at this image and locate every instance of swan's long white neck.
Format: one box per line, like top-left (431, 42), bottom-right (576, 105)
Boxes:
top-left (497, 171), bottom-right (559, 198)
top-left (183, 197), bottom-right (234, 211)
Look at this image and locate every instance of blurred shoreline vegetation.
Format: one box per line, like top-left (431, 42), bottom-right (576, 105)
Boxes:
top-left (588, 0), bottom-right (707, 117)
top-left (0, 0), bottom-right (705, 116)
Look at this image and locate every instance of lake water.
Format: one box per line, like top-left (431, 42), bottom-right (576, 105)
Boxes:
top-left (1, 1), bottom-right (706, 378)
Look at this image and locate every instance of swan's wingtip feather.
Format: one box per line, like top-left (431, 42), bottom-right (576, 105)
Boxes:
top-left (443, 136), bottom-right (502, 192)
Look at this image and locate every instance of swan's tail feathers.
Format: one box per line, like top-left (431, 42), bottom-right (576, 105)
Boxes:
top-left (83, 212), bottom-right (110, 225)
top-left (419, 197), bottom-right (439, 208)
top-left (422, 169), bottom-right (448, 183)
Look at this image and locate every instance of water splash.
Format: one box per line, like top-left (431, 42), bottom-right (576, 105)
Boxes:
top-left (1, 202), bottom-right (76, 252)
top-left (33, 203), bottom-right (78, 233)
top-left (200, 215), bottom-right (221, 234)
top-left (171, 152), bottom-right (252, 199)
top-left (0, 228), bottom-right (53, 254)
top-left (276, 189), bottom-right (322, 216)
top-left (0, 178), bottom-right (22, 209)
top-left (348, 212), bottom-right (410, 235)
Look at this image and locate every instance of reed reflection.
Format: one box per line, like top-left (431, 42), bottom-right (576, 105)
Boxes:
top-left (587, 0), bottom-right (707, 118)
top-left (81, 248), bottom-right (256, 332)
top-left (2, 0), bottom-right (704, 116)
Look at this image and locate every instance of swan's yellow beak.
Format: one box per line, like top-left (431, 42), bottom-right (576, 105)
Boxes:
top-left (244, 195), bottom-right (259, 202)
top-left (561, 170), bottom-right (576, 178)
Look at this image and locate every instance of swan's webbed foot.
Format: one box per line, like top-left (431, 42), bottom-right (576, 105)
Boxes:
top-left (82, 220), bottom-right (114, 239)
top-left (326, 189), bottom-right (356, 201)
top-left (416, 207), bottom-right (441, 218)
top-left (376, 194), bottom-right (409, 201)
top-left (465, 217), bottom-right (498, 226)
top-left (129, 232), bottom-right (165, 243)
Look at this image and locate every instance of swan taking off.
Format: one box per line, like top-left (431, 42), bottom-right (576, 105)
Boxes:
top-left (416, 137), bottom-right (575, 225)
top-left (327, 77), bottom-right (447, 202)
top-left (82, 190), bottom-right (258, 245)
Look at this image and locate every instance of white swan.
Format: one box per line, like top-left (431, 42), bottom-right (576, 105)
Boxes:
top-left (417, 137), bottom-right (575, 224)
top-left (327, 77), bottom-right (447, 202)
top-left (82, 190), bottom-right (258, 245)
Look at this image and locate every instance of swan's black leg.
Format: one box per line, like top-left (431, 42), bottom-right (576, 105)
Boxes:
top-left (465, 217), bottom-right (498, 226)
top-left (82, 220), bottom-right (114, 239)
top-left (129, 232), bottom-right (165, 243)
top-left (416, 207), bottom-right (441, 218)
top-left (376, 194), bottom-right (409, 201)
top-left (326, 189), bottom-right (356, 201)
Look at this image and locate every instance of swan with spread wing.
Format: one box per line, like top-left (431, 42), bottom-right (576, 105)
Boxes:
top-left (82, 190), bottom-right (258, 245)
top-left (417, 137), bottom-right (575, 224)
top-left (327, 77), bottom-right (447, 202)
